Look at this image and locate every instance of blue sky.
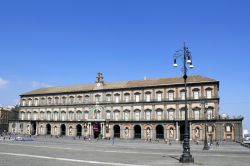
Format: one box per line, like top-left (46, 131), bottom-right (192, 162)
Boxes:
top-left (0, 0), bottom-right (249, 130)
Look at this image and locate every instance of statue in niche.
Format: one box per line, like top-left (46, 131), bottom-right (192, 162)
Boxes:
top-left (195, 128), bottom-right (200, 138)
top-left (169, 128), bottom-right (174, 138)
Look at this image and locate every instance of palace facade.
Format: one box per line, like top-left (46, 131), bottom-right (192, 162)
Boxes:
top-left (9, 73), bottom-right (243, 142)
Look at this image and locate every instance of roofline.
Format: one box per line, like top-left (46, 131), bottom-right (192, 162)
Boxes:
top-left (20, 80), bottom-right (219, 97)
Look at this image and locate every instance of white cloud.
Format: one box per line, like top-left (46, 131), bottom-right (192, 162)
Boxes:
top-left (0, 77), bottom-right (8, 88)
top-left (31, 81), bottom-right (50, 89)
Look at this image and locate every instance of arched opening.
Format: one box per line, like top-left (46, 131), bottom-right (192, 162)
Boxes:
top-left (31, 121), bottom-right (36, 135)
top-left (134, 125), bottom-right (141, 139)
top-left (76, 124), bottom-right (82, 137)
top-left (156, 125), bottom-right (164, 139)
top-left (93, 123), bottom-right (101, 139)
top-left (61, 124), bottom-right (66, 136)
top-left (46, 124), bottom-right (51, 135)
top-left (113, 125), bottom-right (120, 138)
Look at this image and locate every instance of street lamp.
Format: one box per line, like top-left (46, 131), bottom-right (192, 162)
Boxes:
top-left (201, 100), bottom-right (209, 150)
top-left (173, 43), bottom-right (194, 163)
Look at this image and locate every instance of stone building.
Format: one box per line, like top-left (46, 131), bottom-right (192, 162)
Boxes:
top-left (9, 73), bottom-right (243, 142)
top-left (1, 106), bottom-right (18, 133)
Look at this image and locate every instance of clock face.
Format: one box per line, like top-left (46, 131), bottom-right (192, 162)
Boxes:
top-left (97, 83), bottom-right (101, 87)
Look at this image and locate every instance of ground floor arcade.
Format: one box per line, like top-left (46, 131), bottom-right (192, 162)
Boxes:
top-left (9, 119), bottom-right (243, 142)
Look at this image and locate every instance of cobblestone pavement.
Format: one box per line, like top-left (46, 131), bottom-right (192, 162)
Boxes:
top-left (0, 136), bottom-right (250, 166)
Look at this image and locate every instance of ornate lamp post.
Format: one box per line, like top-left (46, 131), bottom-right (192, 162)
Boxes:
top-left (202, 100), bottom-right (210, 150)
top-left (173, 43), bottom-right (194, 163)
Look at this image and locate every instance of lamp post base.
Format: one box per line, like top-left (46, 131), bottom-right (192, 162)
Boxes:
top-left (180, 154), bottom-right (194, 163)
top-left (203, 144), bottom-right (210, 150)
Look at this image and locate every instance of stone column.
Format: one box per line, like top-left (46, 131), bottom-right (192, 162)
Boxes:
top-left (176, 122), bottom-right (179, 141)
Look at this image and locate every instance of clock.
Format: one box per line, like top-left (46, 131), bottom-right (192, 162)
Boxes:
top-left (97, 83), bottom-right (101, 87)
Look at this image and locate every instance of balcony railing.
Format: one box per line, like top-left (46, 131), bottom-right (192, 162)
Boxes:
top-left (21, 95), bottom-right (219, 107)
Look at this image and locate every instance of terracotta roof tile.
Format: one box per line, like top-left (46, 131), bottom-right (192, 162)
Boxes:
top-left (21, 75), bottom-right (218, 96)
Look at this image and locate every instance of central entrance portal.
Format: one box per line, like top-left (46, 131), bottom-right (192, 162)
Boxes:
top-left (93, 123), bottom-right (101, 139)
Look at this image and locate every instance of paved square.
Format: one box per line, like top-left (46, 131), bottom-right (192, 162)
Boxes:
top-left (0, 137), bottom-right (249, 166)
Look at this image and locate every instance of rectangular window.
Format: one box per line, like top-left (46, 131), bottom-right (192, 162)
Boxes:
top-left (206, 90), bottom-right (212, 99)
top-left (135, 95), bottom-right (140, 102)
top-left (181, 111), bottom-right (185, 120)
top-left (124, 112), bottom-right (129, 121)
top-left (146, 94), bottom-right (151, 102)
top-left (168, 92), bottom-right (174, 101)
top-left (106, 112), bottom-right (110, 120)
top-left (157, 111), bottom-right (162, 120)
top-left (146, 111), bottom-right (151, 120)
top-left (181, 92), bottom-right (185, 100)
top-left (95, 96), bottom-right (100, 103)
top-left (115, 96), bottom-right (120, 103)
top-left (157, 93), bottom-right (162, 101)
top-left (106, 96), bottom-right (111, 102)
top-left (114, 112), bottom-right (119, 121)
top-left (125, 95), bottom-right (130, 102)
top-left (84, 112), bottom-right (89, 120)
top-left (194, 110), bottom-right (200, 120)
top-left (169, 111), bottom-right (174, 120)
top-left (193, 91), bottom-right (199, 99)
top-left (135, 112), bottom-right (140, 120)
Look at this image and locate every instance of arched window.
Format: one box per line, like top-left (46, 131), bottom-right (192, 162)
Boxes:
top-left (34, 98), bottom-right (39, 106)
top-left (114, 110), bottom-right (120, 121)
top-left (28, 98), bottom-right (32, 106)
top-left (69, 96), bottom-right (74, 104)
top-left (206, 88), bottom-right (212, 99)
top-left (54, 111), bottom-right (59, 121)
top-left (85, 95), bottom-right (90, 103)
top-left (48, 97), bottom-right (52, 105)
top-left (95, 94), bottom-right (101, 103)
top-left (180, 89), bottom-right (185, 100)
top-left (134, 92), bottom-right (141, 102)
top-left (21, 112), bottom-right (25, 120)
top-left (168, 108), bottom-right (175, 120)
top-left (124, 110), bottom-right (130, 121)
top-left (156, 109), bottom-right (163, 120)
top-left (106, 111), bottom-right (111, 120)
top-left (207, 107), bottom-right (214, 120)
top-left (55, 97), bottom-right (59, 105)
top-left (77, 96), bottom-right (83, 103)
top-left (69, 111), bottom-right (74, 121)
top-left (145, 110), bottom-right (151, 120)
top-left (180, 108), bottom-right (185, 120)
top-left (41, 97), bottom-right (46, 105)
top-left (61, 111), bottom-right (66, 121)
top-left (106, 94), bottom-right (111, 102)
top-left (27, 111), bottom-right (31, 120)
top-left (84, 111), bottom-right (89, 120)
top-left (22, 99), bottom-right (26, 106)
top-left (124, 93), bottom-right (130, 102)
top-left (145, 92), bottom-right (151, 102)
top-left (193, 88), bottom-right (200, 99)
top-left (76, 111), bottom-right (82, 121)
top-left (134, 110), bottom-right (140, 121)
top-left (114, 94), bottom-right (120, 103)
top-left (40, 111), bottom-right (44, 120)
top-left (193, 107), bottom-right (200, 120)
top-left (33, 111), bottom-right (38, 120)
top-left (47, 111), bottom-right (51, 120)
top-left (156, 91), bottom-right (163, 101)
top-left (168, 90), bottom-right (174, 101)
top-left (62, 96), bottom-right (67, 104)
